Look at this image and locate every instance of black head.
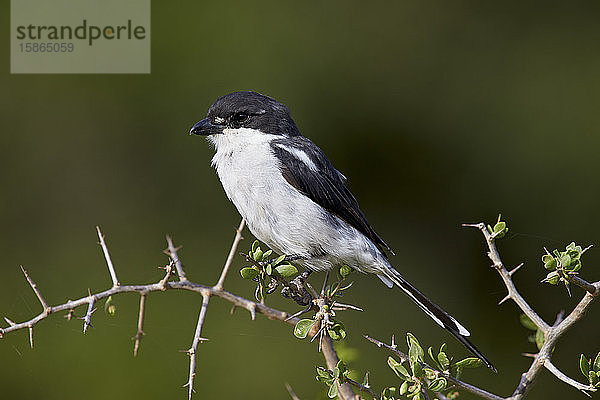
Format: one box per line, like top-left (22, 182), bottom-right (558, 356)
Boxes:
top-left (190, 91), bottom-right (300, 137)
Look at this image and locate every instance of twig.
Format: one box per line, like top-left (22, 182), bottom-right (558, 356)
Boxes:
top-left (544, 360), bottom-right (596, 397)
top-left (565, 274), bottom-right (599, 296)
top-left (509, 281), bottom-right (600, 399)
top-left (166, 235), bottom-right (188, 282)
top-left (0, 228), bottom-right (337, 400)
top-left (364, 335), bottom-right (505, 400)
top-left (215, 218), bottom-right (245, 290)
top-left (363, 335), bottom-right (408, 363)
top-left (345, 377), bottom-right (378, 398)
top-left (133, 292), bottom-right (147, 356)
top-left (320, 334), bottom-right (357, 400)
top-left (1, 280), bottom-right (301, 335)
top-left (158, 260), bottom-right (175, 290)
top-left (463, 223), bottom-right (549, 332)
top-left (96, 226), bottom-right (120, 287)
top-left (465, 221), bottom-right (600, 399)
top-left (184, 292), bottom-right (211, 400)
top-left (20, 266), bottom-right (50, 314)
top-left (285, 382), bottom-right (301, 400)
top-left (82, 289), bottom-right (96, 334)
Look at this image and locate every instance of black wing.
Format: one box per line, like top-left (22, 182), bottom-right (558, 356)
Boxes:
top-left (270, 136), bottom-right (394, 256)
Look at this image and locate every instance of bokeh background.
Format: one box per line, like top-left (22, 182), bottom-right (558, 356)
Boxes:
top-left (1, 1), bottom-right (599, 399)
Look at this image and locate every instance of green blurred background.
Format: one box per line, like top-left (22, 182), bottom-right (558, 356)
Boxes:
top-left (1, 1), bottom-right (599, 399)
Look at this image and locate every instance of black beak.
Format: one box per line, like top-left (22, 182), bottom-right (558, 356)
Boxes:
top-left (189, 118), bottom-right (221, 136)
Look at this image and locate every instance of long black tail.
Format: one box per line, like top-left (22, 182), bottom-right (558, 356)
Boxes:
top-left (380, 267), bottom-right (496, 372)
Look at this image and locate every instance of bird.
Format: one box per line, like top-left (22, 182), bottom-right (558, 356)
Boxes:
top-left (190, 91), bottom-right (495, 371)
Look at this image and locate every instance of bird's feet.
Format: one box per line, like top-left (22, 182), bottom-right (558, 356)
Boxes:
top-left (281, 270), bottom-right (312, 306)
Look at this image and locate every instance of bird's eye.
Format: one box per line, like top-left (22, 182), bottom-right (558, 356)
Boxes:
top-left (232, 112), bottom-right (249, 124)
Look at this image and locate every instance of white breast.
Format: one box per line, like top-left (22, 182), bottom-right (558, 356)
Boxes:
top-left (208, 128), bottom-right (387, 273)
top-left (209, 129), bottom-right (310, 255)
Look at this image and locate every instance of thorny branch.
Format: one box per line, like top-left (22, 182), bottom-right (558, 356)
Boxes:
top-left (364, 335), bottom-right (505, 400)
top-left (463, 222), bottom-right (599, 400)
top-left (133, 292), bottom-right (147, 357)
top-left (3, 218), bottom-right (597, 400)
top-left (0, 218), bottom-right (357, 399)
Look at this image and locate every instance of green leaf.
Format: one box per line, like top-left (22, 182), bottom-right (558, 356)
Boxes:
top-left (438, 353), bottom-right (450, 371)
top-left (424, 368), bottom-right (436, 380)
top-left (274, 263), bottom-right (298, 278)
top-left (413, 393), bottom-right (424, 400)
top-left (336, 360), bottom-right (347, 380)
top-left (339, 265), bottom-right (353, 278)
top-left (316, 366), bottom-right (332, 384)
top-left (412, 361), bottom-right (424, 378)
top-left (407, 333), bottom-right (424, 364)
top-left (520, 314), bottom-right (538, 331)
top-left (493, 221), bottom-right (506, 233)
top-left (253, 249), bottom-right (263, 261)
top-left (560, 254), bottom-right (572, 268)
top-left (535, 329), bottom-right (545, 350)
top-left (542, 255), bottom-right (557, 270)
top-left (590, 371), bottom-right (598, 386)
top-left (240, 267), bottom-right (258, 279)
top-left (400, 380), bottom-right (408, 395)
top-left (542, 271), bottom-right (560, 285)
top-left (455, 357), bottom-right (483, 369)
top-left (594, 352), bottom-right (600, 372)
top-left (566, 242), bottom-right (577, 251)
top-left (408, 382), bottom-right (421, 395)
top-left (251, 240), bottom-right (259, 253)
top-left (581, 354), bottom-right (590, 378)
top-left (333, 366), bottom-right (340, 380)
top-left (273, 254), bottom-right (286, 266)
top-left (383, 387), bottom-right (398, 400)
top-left (263, 249), bottom-right (273, 259)
top-left (569, 260), bottom-right (582, 272)
top-left (327, 382), bottom-right (338, 398)
top-left (293, 319), bottom-right (316, 339)
top-left (328, 321), bottom-right (346, 341)
top-left (265, 264), bottom-right (272, 275)
top-left (428, 346), bottom-right (443, 370)
top-left (388, 356), bottom-right (410, 379)
top-left (428, 377), bottom-right (447, 392)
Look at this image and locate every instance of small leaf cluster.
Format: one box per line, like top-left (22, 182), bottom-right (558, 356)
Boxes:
top-left (383, 333), bottom-right (482, 400)
top-left (240, 241), bottom-right (298, 302)
top-left (293, 313), bottom-right (347, 341)
top-left (541, 242), bottom-right (585, 288)
top-left (487, 215), bottom-right (509, 239)
top-left (580, 352), bottom-right (600, 388)
top-left (520, 314), bottom-right (545, 350)
top-left (293, 265), bottom-right (353, 342)
top-left (316, 360), bottom-right (350, 398)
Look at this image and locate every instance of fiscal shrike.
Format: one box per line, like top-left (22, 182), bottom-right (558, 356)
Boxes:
top-left (190, 91), bottom-right (494, 371)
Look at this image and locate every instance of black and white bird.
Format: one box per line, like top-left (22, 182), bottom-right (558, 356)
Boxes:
top-left (190, 91), bottom-right (494, 371)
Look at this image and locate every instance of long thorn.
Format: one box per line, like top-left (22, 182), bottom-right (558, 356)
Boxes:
top-left (96, 226), bottom-right (119, 287)
top-left (20, 266), bottom-right (50, 313)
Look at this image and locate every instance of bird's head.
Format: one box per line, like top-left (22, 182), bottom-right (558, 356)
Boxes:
top-left (189, 91), bottom-right (300, 138)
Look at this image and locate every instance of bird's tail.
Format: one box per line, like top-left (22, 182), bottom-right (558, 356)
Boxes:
top-left (380, 267), bottom-right (496, 372)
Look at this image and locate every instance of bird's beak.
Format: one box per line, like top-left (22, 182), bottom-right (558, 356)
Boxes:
top-left (189, 118), bottom-right (221, 136)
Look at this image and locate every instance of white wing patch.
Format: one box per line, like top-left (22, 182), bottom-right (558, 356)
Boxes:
top-left (275, 143), bottom-right (318, 172)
